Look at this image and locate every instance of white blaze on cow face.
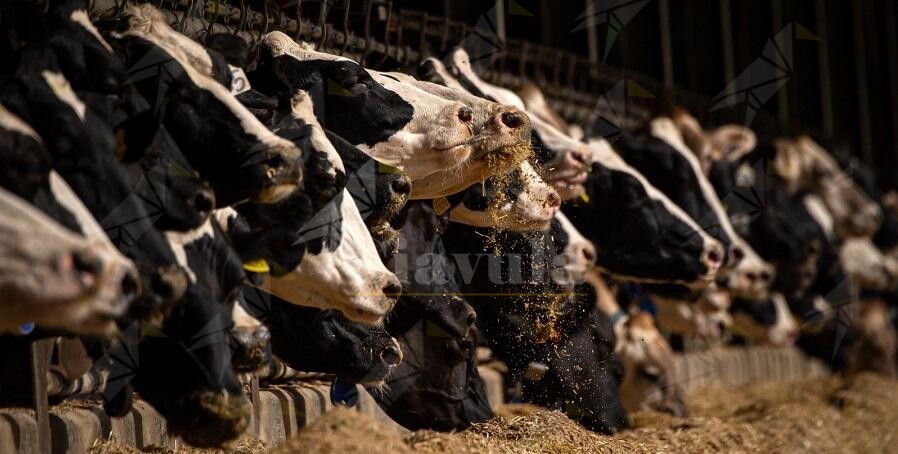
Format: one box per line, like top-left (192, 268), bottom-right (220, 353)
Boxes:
top-left (288, 90), bottom-right (344, 177)
top-left (260, 188), bottom-right (400, 325)
top-left (448, 160), bottom-right (560, 231)
top-left (366, 71), bottom-right (475, 180)
top-left (651, 118), bottom-right (774, 298)
top-left (0, 103), bottom-right (43, 143)
top-left (555, 212), bottom-right (596, 283)
top-left (588, 138), bottom-right (725, 285)
top-left (773, 136), bottom-right (881, 238)
top-left (119, 6), bottom-right (303, 203)
top-left (447, 50), bottom-right (589, 200)
top-left (8, 175), bottom-right (140, 334)
top-left (41, 71), bottom-right (86, 121)
top-left (653, 286), bottom-right (732, 339)
top-left (69, 10), bottom-right (114, 53)
top-left (390, 70), bottom-right (533, 199)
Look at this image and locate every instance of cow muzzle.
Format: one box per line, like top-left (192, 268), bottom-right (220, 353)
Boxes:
top-left (167, 390), bottom-right (252, 448)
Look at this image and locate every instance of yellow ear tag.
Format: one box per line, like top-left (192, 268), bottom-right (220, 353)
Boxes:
top-left (243, 259), bottom-right (270, 273)
top-left (580, 192), bottom-right (591, 204)
top-left (377, 161), bottom-right (402, 175)
top-left (433, 197), bottom-right (451, 215)
top-left (115, 128), bottom-right (127, 161)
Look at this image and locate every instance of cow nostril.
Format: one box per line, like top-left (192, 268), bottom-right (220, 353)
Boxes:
top-left (71, 249), bottom-right (103, 288)
top-left (193, 189), bottom-right (215, 217)
top-left (501, 111), bottom-right (525, 128)
top-left (582, 246), bottom-right (596, 263)
top-left (389, 177), bottom-right (411, 196)
top-left (716, 320), bottom-right (728, 335)
top-left (547, 191), bottom-right (561, 208)
top-left (760, 270), bottom-right (772, 283)
top-left (807, 240), bottom-right (821, 256)
top-left (729, 246), bottom-right (745, 266)
top-left (381, 344), bottom-right (402, 366)
top-left (705, 247), bottom-right (723, 269)
top-left (466, 310), bottom-right (477, 327)
top-left (458, 106), bottom-right (474, 124)
top-left (383, 281), bottom-right (402, 299)
top-left (570, 149), bottom-right (588, 166)
top-left (120, 272), bottom-right (140, 300)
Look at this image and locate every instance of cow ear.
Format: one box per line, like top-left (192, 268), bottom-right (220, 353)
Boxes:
top-left (771, 138), bottom-right (805, 183)
top-left (710, 125), bottom-right (757, 163)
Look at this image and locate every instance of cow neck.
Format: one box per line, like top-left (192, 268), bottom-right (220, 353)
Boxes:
top-left (116, 9), bottom-right (297, 155)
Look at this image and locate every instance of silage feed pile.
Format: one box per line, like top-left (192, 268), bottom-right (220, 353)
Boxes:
top-left (93, 373), bottom-right (898, 453)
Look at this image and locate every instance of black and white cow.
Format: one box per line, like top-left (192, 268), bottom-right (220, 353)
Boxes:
top-left (110, 6), bottom-right (304, 206)
top-left (252, 31), bottom-right (475, 186)
top-left (375, 201), bottom-right (493, 430)
top-left (562, 139), bottom-right (723, 286)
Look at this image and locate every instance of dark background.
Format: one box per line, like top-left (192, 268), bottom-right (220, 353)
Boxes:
top-left (383, 0), bottom-right (898, 189)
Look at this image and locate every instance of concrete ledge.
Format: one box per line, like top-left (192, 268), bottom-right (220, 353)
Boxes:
top-left (0, 347), bottom-right (828, 453)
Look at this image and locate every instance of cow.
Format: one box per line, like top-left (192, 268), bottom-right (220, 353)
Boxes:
top-left (639, 117), bottom-right (774, 298)
top-left (110, 5), bottom-right (304, 206)
top-left (374, 201), bottom-right (493, 430)
top-left (242, 285), bottom-right (401, 386)
top-left (443, 49), bottom-right (590, 201)
top-left (250, 31), bottom-right (475, 185)
top-left (443, 202), bottom-right (628, 433)
top-left (220, 94), bottom-right (402, 325)
top-left (0, 186), bottom-right (136, 334)
top-left (446, 160), bottom-right (560, 231)
top-left (730, 293), bottom-right (800, 346)
top-left (585, 271), bottom-right (687, 416)
top-left (562, 139), bottom-right (723, 287)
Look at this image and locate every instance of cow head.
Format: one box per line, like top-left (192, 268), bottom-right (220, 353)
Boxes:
top-left (731, 293), bottom-right (799, 347)
top-left (0, 186), bottom-right (137, 335)
top-left (243, 287), bottom-right (401, 386)
top-left (562, 139), bottom-right (724, 287)
top-left (448, 160), bottom-right (560, 231)
top-left (375, 202), bottom-right (493, 430)
top-left (244, 188), bottom-right (401, 325)
top-left (253, 32), bottom-right (474, 181)
top-left (112, 6), bottom-right (303, 206)
top-left (771, 136), bottom-right (881, 238)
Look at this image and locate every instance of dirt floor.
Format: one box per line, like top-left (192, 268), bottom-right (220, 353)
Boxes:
top-left (90, 373), bottom-right (898, 454)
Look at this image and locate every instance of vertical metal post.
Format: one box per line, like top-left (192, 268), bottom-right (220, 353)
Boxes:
top-left (719, 0), bottom-right (735, 84)
top-left (816, 0), bottom-right (834, 137)
top-left (658, 0), bottom-right (674, 91)
top-left (30, 339), bottom-right (54, 454)
top-left (885, 0), bottom-right (898, 161)
top-left (772, 0), bottom-right (788, 126)
top-left (584, 0), bottom-right (598, 64)
top-left (494, 0), bottom-right (505, 44)
top-left (852, 0), bottom-right (873, 164)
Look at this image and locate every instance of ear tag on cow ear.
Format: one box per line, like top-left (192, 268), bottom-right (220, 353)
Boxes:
top-left (330, 377), bottom-right (360, 407)
top-left (377, 161), bottom-right (402, 175)
top-left (243, 259), bottom-right (270, 274)
top-left (114, 128), bottom-right (127, 161)
top-left (579, 192), bottom-right (590, 204)
top-left (432, 197), bottom-right (451, 215)
top-left (18, 322), bottom-right (35, 335)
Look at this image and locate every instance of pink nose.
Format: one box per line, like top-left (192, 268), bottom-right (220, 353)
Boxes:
top-left (703, 242), bottom-right (724, 273)
top-left (565, 148), bottom-right (588, 167)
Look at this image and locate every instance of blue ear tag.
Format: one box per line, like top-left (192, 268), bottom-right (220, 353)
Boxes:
top-left (18, 322), bottom-right (35, 335)
top-left (330, 377), bottom-right (360, 407)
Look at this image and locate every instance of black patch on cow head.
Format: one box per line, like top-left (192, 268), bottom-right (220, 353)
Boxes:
top-left (616, 134), bottom-right (733, 249)
top-left (251, 49), bottom-right (414, 147)
top-left (563, 162), bottom-right (710, 283)
top-left (115, 35), bottom-right (300, 207)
